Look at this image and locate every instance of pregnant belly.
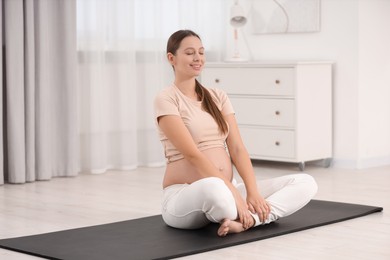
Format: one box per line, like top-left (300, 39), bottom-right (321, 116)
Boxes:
top-left (163, 147), bottom-right (233, 188)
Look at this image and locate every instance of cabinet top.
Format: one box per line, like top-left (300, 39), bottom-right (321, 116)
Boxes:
top-left (204, 61), bottom-right (333, 68)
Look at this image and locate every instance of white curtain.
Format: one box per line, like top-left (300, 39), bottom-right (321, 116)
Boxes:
top-left (77, 0), bottom-right (228, 173)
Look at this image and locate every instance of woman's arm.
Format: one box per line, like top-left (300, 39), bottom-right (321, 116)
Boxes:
top-left (158, 114), bottom-right (253, 228)
top-left (224, 114), bottom-right (270, 222)
top-left (158, 115), bottom-right (222, 179)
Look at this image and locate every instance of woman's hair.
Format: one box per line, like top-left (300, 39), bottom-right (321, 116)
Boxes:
top-left (167, 30), bottom-right (228, 135)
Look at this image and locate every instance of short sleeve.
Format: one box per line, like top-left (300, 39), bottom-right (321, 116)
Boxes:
top-left (154, 89), bottom-right (180, 123)
top-left (210, 88), bottom-right (235, 116)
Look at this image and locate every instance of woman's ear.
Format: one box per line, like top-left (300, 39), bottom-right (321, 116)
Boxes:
top-left (167, 52), bottom-right (175, 65)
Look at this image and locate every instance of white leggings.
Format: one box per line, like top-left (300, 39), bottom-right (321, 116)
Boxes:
top-left (162, 174), bottom-right (318, 229)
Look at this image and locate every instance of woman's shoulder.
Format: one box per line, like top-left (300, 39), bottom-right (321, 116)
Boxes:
top-left (155, 85), bottom-right (178, 100)
top-left (206, 87), bottom-right (229, 102)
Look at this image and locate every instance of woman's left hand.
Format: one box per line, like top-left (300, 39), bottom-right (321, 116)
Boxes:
top-left (246, 192), bottom-right (270, 223)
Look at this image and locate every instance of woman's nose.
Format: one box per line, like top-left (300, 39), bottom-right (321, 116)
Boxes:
top-left (193, 53), bottom-right (200, 61)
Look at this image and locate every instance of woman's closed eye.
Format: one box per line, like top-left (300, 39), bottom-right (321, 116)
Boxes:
top-left (185, 51), bottom-right (204, 56)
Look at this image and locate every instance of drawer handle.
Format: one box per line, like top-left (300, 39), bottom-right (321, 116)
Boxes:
top-left (215, 78), bottom-right (220, 83)
top-left (275, 79), bottom-right (280, 84)
top-left (275, 111), bottom-right (280, 116)
top-left (275, 141), bottom-right (280, 146)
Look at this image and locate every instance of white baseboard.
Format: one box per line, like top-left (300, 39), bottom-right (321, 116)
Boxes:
top-left (333, 156), bottom-right (390, 169)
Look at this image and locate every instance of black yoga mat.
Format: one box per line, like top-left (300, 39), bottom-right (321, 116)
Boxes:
top-left (0, 200), bottom-right (383, 260)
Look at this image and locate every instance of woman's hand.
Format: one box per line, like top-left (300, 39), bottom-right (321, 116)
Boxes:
top-left (231, 189), bottom-right (253, 230)
top-left (246, 191), bottom-right (270, 223)
top-left (223, 113), bottom-right (270, 225)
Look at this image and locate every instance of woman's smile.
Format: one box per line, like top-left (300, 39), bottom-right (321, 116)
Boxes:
top-left (190, 63), bottom-right (202, 71)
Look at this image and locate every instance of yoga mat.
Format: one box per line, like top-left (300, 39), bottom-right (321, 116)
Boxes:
top-left (0, 200), bottom-right (383, 260)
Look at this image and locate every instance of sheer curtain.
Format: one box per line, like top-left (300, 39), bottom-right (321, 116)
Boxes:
top-left (77, 0), bottom-right (228, 173)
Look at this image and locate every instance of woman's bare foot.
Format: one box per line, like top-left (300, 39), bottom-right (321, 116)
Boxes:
top-left (217, 217), bottom-right (254, 237)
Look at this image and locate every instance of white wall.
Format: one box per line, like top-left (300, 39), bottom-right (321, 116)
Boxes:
top-left (357, 0), bottom-right (390, 168)
top-left (231, 0), bottom-right (390, 169)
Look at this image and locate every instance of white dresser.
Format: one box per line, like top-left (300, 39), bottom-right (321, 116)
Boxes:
top-left (201, 62), bottom-right (332, 170)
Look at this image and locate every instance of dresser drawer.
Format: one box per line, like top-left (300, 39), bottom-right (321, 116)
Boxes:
top-left (230, 97), bottom-right (295, 127)
top-left (240, 127), bottom-right (295, 158)
top-left (202, 67), bottom-right (294, 96)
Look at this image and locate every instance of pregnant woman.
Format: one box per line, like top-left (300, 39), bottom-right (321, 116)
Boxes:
top-left (154, 29), bottom-right (317, 237)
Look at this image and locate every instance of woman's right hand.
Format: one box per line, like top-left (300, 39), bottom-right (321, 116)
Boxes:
top-left (231, 189), bottom-right (253, 230)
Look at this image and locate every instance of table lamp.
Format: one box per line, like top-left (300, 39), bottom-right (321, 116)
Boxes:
top-left (229, 0), bottom-right (247, 61)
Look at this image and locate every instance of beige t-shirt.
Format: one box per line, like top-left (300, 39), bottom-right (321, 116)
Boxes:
top-left (154, 84), bottom-right (235, 163)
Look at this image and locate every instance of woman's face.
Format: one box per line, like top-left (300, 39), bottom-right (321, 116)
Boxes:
top-left (168, 36), bottom-right (205, 79)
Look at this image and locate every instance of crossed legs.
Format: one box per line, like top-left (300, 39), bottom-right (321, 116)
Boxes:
top-left (162, 174), bottom-right (317, 235)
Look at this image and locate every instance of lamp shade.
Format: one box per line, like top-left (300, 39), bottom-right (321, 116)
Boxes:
top-left (230, 3), bottom-right (247, 28)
